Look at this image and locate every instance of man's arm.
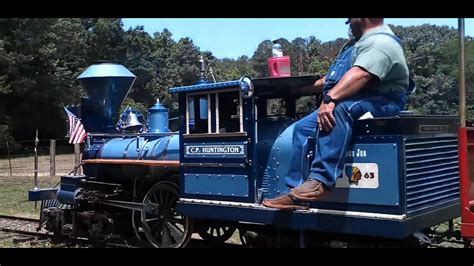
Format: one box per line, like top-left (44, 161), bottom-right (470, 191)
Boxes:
top-left (326, 66), bottom-right (375, 102)
top-left (296, 76), bottom-right (326, 95)
top-left (318, 66), bottom-right (376, 132)
top-left (314, 76), bottom-right (326, 93)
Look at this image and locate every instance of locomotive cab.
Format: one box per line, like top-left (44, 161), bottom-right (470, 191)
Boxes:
top-left (170, 75), bottom-right (321, 204)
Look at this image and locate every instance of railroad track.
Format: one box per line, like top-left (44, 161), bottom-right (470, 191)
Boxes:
top-left (0, 227), bottom-right (50, 241)
top-left (0, 215), bottom-right (241, 248)
top-left (0, 215), bottom-right (139, 247)
top-left (0, 214), bottom-right (40, 223)
top-left (1, 215), bottom-right (463, 248)
top-left (0, 214), bottom-right (44, 238)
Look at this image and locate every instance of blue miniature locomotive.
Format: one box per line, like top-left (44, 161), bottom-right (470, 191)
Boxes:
top-left (30, 61), bottom-right (460, 248)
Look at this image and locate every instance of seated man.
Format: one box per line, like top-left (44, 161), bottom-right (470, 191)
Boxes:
top-left (263, 18), bottom-right (410, 210)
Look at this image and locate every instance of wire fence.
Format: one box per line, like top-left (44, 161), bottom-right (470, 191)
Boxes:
top-left (0, 138), bottom-right (80, 177)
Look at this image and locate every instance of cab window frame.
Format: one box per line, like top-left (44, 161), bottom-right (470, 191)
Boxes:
top-left (185, 87), bottom-right (245, 137)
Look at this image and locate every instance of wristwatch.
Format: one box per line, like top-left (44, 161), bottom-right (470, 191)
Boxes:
top-left (323, 94), bottom-right (337, 105)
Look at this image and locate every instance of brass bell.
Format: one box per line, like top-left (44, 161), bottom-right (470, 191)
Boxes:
top-left (124, 111), bottom-right (143, 132)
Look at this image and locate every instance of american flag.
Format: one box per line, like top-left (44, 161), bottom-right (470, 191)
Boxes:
top-left (64, 107), bottom-right (87, 144)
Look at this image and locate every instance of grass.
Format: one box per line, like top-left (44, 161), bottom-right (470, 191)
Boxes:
top-left (0, 153), bottom-right (73, 218)
top-left (0, 175), bottom-right (59, 218)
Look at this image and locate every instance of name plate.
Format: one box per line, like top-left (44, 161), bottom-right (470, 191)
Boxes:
top-left (184, 144), bottom-right (246, 158)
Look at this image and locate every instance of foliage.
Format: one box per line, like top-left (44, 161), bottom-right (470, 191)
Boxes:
top-left (0, 19), bottom-right (472, 144)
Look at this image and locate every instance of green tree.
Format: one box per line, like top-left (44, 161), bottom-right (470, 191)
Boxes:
top-left (251, 40), bottom-right (273, 77)
top-left (0, 18), bottom-right (88, 141)
top-left (391, 24), bottom-right (462, 116)
top-left (84, 18), bottom-right (127, 63)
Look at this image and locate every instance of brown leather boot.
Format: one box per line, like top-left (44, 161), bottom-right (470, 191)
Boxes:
top-left (288, 179), bottom-right (329, 202)
top-left (262, 194), bottom-right (309, 210)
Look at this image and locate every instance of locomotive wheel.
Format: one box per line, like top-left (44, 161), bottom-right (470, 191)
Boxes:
top-left (197, 223), bottom-right (237, 244)
top-left (140, 181), bottom-right (192, 248)
top-left (131, 209), bottom-right (147, 244)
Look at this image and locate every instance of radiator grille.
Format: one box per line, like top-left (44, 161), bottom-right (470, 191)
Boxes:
top-left (404, 137), bottom-right (460, 215)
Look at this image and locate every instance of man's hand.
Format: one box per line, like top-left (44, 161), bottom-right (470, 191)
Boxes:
top-left (316, 66), bottom-right (375, 132)
top-left (318, 102), bottom-right (336, 132)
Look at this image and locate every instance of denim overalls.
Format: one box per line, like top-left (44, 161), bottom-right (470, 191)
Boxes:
top-left (285, 34), bottom-right (411, 189)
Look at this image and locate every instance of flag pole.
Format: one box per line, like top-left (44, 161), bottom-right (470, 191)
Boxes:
top-left (459, 18), bottom-right (466, 127)
top-left (34, 129), bottom-right (39, 209)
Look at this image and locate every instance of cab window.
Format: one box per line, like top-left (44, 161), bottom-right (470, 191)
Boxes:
top-left (186, 88), bottom-right (243, 135)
